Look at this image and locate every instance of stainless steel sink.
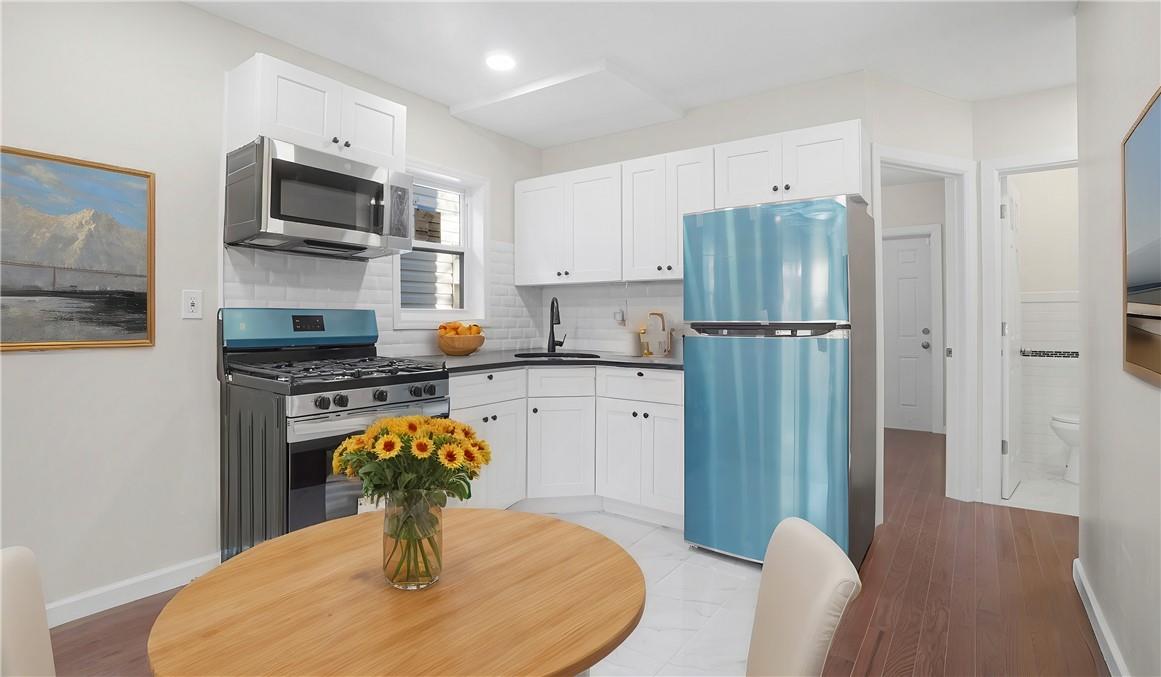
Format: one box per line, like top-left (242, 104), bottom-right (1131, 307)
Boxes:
top-left (513, 352), bottom-right (601, 359)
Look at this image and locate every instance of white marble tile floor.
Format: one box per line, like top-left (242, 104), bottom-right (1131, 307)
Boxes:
top-left (553, 511), bottom-right (761, 676)
top-left (1004, 476), bottom-right (1079, 516)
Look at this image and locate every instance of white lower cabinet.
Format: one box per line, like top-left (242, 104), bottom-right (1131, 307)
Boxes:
top-left (597, 397), bottom-right (684, 515)
top-left (450, 398), bottom-right (526, 509)
top-left (526, 396), bottom-right (596, 498)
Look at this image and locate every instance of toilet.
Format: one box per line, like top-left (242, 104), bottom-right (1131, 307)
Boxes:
top-left (1050, 412), bottom-right (1081, 484)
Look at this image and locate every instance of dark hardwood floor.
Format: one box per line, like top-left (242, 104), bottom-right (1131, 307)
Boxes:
top-left (51, 429), bottom-right (1106, 676)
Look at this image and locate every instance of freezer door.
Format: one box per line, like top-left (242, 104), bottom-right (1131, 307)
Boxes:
top-left (683, 198), bottom-right (849, 323)
top-left (684, 334), bottom-right (850, 561)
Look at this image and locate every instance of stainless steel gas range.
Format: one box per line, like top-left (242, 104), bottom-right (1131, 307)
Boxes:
top-left (218, 307), bottom-right (448, 560)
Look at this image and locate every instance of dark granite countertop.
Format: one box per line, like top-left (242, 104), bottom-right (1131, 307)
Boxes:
top-left (413, 349), bottom-right (683, 374)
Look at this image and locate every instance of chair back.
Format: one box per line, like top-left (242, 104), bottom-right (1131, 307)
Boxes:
top-left (746, 518), bottom-right (861, 677)
top-left (1, 546), bottom-right (57, 677)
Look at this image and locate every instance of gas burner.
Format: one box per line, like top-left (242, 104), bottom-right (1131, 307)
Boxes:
top-left (229, 355), bottom-right (445, 387)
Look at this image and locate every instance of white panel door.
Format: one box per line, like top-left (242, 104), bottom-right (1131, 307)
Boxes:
top-left (1000, 184), bottom-right (1024, 500)
top-left (666, 146), bottom-right (714, 278)
top-left (514, 175), bottom-right (565, 285)
top-left (641, 403), bottom-right (684, 515)
top-left (883, 236), bottom-right (935, 431)
top-left (526, 397), bottom-right (595, 497)
top-left (622, 156), bottom-right (669, 281)
top-left (339, 86), bottom-right (406, 170)
top-left (779, 120), bottom-right (863, 200)
top-left (480, 398), bottom-right (527, 508)
top-left (595, 398), bottom-right (645, 503)
top-left (713, 133), bottom-right (782, 208)
top-left (258, 57), bottom-right (342, 152)
top-left (564, 164), bottom-right (622, 283)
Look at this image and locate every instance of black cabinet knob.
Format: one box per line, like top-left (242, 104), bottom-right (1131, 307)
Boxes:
top-left (564, 271), bottom-right (570, 276)
top-left (373, 389), bottom-right (389, 402)
top-left (314, 396), bottom-right (331, 410)
top-left (557, 272), bottom-right (562, 277)
top-left (784, 183), bottom-right (790, 190)
top-left (482, 417), bottom-right (489, 423)
top-left (636, 371), bottom-right (644, 377)
top-left (657, 265), bottom-right (663, 271)
top-left (643, 412), bottom-right (650, 419)
top-left (487, 374), bottom-right (494, 381)
top-left (666, 265), bottom-right (673, 271)
top-left (491, 415), bottom-right (498, 421)
top-left (632, 411), bottom-right (638, 417)
top-left (343, 140), bottom-right (351, 148)
top-left (331, 136), bottom-right (340, 144)
top-left (532, 407), bottom-right (538, 413)
top-left (333, 393), bottom-right (349, 407)
top-left (772, 185), bottom-right (779, 192)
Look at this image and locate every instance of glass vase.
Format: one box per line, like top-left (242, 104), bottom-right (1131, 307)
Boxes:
top-left (382, 491), bottom-right (442, 590)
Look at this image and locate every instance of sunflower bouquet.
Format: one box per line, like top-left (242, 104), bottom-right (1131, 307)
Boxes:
top-left (332, 415), bottom-right (491, 590)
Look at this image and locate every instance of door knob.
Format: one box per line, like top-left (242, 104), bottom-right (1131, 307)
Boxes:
top-left (921, 341), bottom-right (931, 350)
top-left (922, 327), bottom-right (931, 335)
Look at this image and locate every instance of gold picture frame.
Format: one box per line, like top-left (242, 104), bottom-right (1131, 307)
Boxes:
top-left (1122, 86), bottom-right (1161, 386)
top-left (0, 147), bottom-right (155, 351)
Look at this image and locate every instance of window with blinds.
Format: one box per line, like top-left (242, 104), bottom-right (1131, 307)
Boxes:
top-left (400, 182), bottom-right (466, 310)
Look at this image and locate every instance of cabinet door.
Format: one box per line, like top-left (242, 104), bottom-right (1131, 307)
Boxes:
top-left (481, 398), bottom-right (527, 509)
top-left (563, 164), bottom-right (622, 283)
top-left (258, 56), bottom-right (343, 152)
top-left (515, 176), bottom-right (565, 285)
top-left (642, 403), bottom-right (684, 515)
top-left (780, 120), bottom-right (862, 201)
top-left (339, 86), bottom-right (406, 170)
top-left (713, 133), bottom-right (782, 208)
top-left (526, 397), bottom-right (595, 497)
top-left (622, 155), bottom-right (669, 281)
top-left (595, 398), bottom-right (646, 504)
top-left (449, 402), bottom-right (491, 507)
top-left (666, 146), bottom-right (714, 278)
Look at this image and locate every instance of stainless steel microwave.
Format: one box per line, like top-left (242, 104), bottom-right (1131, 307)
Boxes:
top-left (223, 137), bottom-right (412, 260)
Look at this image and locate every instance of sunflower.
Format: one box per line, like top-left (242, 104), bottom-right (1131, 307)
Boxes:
top-left (400, 416), bottom-right (426, 436)
top-left (374, 434), bottom-right (403, 460)
top-left (332, 449), bottom-right (344, 475)
top-left (438, 443), bottom-right (466, 469)
top-left (461, 445), bottom-right (481, 470)
top-left (453, 423), bottom-right (477, 441)
top-left (431, 418), bottom-right (458, 436)
top-left (365, 418), bottom-right (395, 438)
top-left (471, 439), bottom-right (492, 466)
top-left (410, 435), bottom-right (435, 459)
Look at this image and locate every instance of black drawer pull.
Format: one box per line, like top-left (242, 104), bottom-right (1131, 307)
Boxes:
top-left (487, 374), bottom-right (494, 380)
top-left (532, 407), bottom-right (538, 414)
top-left (482, 417), bottom-right (489, 423)
top-left (643, 412), bottom-right (650, 419)
top-left (636, 371), bottom-right (644, 377)
top-left (491, 415), bottom-right (498, 421)
top-left (632, 411), bottom-right (638, 417)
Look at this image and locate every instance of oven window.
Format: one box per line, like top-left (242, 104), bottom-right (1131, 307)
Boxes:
top-left (270, 158), bottom-right (383, 234)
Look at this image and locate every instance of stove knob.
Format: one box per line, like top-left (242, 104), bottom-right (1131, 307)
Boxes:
top-left (333, 394), bottom-right (349, 407)
top-left (409, 385), bottom-right (424, 398)
top-left (314, 395), bottom-right (331, 410)
top-left (423, 384), bottom-right (437, 396)
top-left (373, 389), bottom-right (389, 402)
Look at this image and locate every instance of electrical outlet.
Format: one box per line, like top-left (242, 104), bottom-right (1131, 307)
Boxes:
top-left (181, 289), bottom-right (203, 319)
top-left (613, 309), bottom-right (625, 324)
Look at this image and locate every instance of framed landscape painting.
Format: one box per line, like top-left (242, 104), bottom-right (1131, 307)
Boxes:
top-left (0, 147), bottom-right (155, 351)
top-left (1123, 86), bottom-right (1161, 386)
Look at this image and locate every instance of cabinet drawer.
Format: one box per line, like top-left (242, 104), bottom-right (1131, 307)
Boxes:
top-left (449, 368), bottom-right (526, 409)
top-left (527, 367), bottom-right (595, 397)
top-left (596, 367), bottom-right (684, 406)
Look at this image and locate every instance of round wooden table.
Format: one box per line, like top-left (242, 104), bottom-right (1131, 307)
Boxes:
top-left (147, 509), bottom-right (645, 676)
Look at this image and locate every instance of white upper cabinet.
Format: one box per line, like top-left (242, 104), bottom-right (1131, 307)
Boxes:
top-left (780, 120), bottom-right (862, 202)
top-left (227, 54), bottom-right (406, 170)
top-left (563, 164), bottom-right (622, 283)
top-left (621, 155), bottom-right (668, 281)
top-left (714, 133), bottom-right (782, 209)
top-left (515, 164), bottom-right (621, 285)
top-left (621, 147), bottom-right (713, 281)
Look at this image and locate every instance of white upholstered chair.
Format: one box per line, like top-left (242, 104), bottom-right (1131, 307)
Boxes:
top-left (746, 517), bottom-right (862, 677)
top-left (1, 546), bottom-right (56, 677)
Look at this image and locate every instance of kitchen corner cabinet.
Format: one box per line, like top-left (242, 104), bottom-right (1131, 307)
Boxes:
top-left (515, 164), bottom-right (621, 285)
top-left (450, 398), bottom-right (527, 509)
top-left (526, 396), bottom-right (596, 497)
top-left (228, 53), bottom-right (406, 170)
top-left (713, 120), bottom-right (863, 209)
top-left (596, 398), bottom-right (684, 515)
top-left (621, 147), bottom-right (714, 281)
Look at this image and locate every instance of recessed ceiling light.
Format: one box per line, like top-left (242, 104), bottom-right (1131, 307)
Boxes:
top-left (485, 53), bottom-right (516, 72)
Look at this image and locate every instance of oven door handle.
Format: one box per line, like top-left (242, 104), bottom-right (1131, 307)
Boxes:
top-left (287, 402), bottom-right (448, 444)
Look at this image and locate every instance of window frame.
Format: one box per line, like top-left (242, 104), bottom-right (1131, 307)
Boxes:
top-left (392, 161), bottom-right (487, 330)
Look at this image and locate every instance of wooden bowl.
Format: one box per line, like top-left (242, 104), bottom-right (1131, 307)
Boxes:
top-left (438, 333), bottom-right (485, 356)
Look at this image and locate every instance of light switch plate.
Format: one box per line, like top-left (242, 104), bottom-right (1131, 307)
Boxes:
top-left (181, 289), bottom-right (203, 319)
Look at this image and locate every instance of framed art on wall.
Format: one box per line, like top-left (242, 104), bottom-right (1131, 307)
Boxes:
top-left (0, 147), bottom-right (155, 351)
top-left (1122, 86), bottom-right (1161, 386)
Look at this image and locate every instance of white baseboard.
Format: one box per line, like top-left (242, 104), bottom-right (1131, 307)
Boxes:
top-left (509, 495), bottom-right (603, 514)
top-left (602, 498), bottom-right (682, 530)
top-left (46, 552), bottom-right (220, 628)
top-left (1073, 558), bottom-right (1128, 676)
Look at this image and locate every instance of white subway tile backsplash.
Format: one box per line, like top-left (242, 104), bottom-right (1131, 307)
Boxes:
top-left (1019, 294), bottom-right (1079, 352)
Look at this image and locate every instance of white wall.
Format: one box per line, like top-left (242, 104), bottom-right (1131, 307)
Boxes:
top-left (973, 85), bottom-right (1079, 160)
top-left (1075, 2), bottom-right (1161, 675)
top-left (881, 181), bottom-right (946, 229)
top-left (1008, 167), bottom-right (1079, 293)
top-left (0, 1), bottom-right (541, 614)
top-left (866, 73), bottom-right (975, 158)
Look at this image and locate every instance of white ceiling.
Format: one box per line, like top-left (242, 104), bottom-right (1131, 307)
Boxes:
top-left (198, 2), bottom-right (1077, 148)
